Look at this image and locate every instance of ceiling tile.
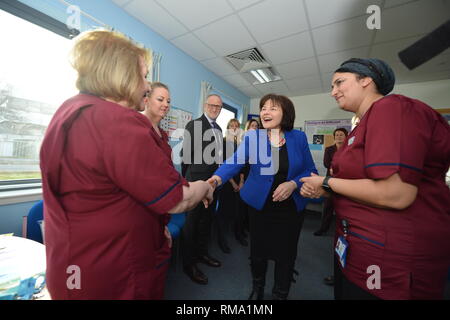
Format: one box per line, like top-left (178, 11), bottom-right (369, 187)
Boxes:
top-left (375, 0), bottom-right (450, 43)
top-left (255, 81), bottom-right (291, 96)
top-left (384, 0), bottom-right (420, 8)
top-left (155, 0), bottom-right (233, 30)
top-left (194, 15), bottom-right (257, 56)
top-left (285, 75), bottom-right (323, 92)
top-left (222, 74), bottom-right (252, 87)
top-left (305, 0), bottom-right (383, 29)
top-left (397, 53), bottom-right (450, 75)
top-left (201, 57), bottom-right (238, 76)
top-left (312, 16), bottom-right (374, 55)
top-left (123, 0), bottom-right (188, 40)
top-left (171, 33), bottom-right (216, 61)
top-left (370, 36), bottom-right (421, 65)
top-left (227, 0), bottom-right (262, 11)
top-left (274, 57), bottom-right (318, 80)
top-left (318, 47), bottom-right (370, 73)
top-left (395, 69), bottom-right (450, 84)
top-left (289, 87), bottom-right (326, 97)
top-left (260, 32), bottom-right (314, 65)
top-left (238, 85), bottom-right (261, 98)
top-left (238, 0), bottom-right (308, 44)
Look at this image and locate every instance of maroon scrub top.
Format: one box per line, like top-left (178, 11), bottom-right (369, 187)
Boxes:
top-left (332, 94), bottom-right (450, 300)
top-left (40, 94), bottom-right (188, 299)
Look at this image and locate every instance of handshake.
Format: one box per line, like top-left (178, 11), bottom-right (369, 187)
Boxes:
top-left (199, 173), bottom-right (330, 207)
top-left (299, 173), bottom-right (329, 199)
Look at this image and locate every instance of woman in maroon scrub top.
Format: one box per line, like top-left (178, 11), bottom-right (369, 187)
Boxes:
top-left (301, 58), bottom-right (450, 300)
top-left (40, 30), bottom-right (213, 299)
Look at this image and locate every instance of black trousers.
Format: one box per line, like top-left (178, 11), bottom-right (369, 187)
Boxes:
top-left (334, 255), bottom-right (380, 300)
top-left (250, 257), bottom-right (295, 297)
top-left (181, 195), bottom-right (217, 267)
top-left (216, 184), bottom-right (246, 243)
top-left (318, 197), bottom-right (334, 232)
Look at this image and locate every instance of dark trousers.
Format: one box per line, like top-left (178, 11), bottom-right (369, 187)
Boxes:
top-left (334, 256), bottom-right (380, 300)
top-left (318, 197), bottom-right (334, 232)
top-left (181, 196), bottom-right (217, 267)
top-left (216, 185), bottom-right (246, 243)
top-left (251, 257), bottom-right (295, 298)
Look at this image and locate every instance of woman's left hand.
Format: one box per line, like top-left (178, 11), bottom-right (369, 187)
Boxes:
top-left (164, 226), bottom-right (172, 248)
top-left (272, 181), bottom-right (297, 202)
top-left (300, 173), bottom-right (325, 198)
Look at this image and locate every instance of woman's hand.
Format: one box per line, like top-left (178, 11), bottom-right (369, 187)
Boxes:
top-left (164, 226), bottom-right (172, 248)
top-left (206, 175), bottom-right (222, 190)
top-left (230, 180), bottom-right (240, 192)
top-left (300, 173), bottom-right (326, 198)
top-left (202, 182), bottom-right (214, 208)
top-left (272, 180), bottom-right (297, 202)
top-left (239, 174), bottom-right (245, 190)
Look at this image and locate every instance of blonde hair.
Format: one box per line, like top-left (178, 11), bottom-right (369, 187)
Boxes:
top-left (225, 119), bottom-right (242, 143)
top-left (149, 81), bottom-right (170, 94)
top-left (70, 29), bottom-right (151, 110)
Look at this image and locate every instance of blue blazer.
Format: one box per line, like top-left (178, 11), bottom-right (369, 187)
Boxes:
top-left (215, 129), bottom-right (317, 211)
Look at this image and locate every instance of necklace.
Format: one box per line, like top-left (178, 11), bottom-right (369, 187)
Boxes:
top-left (267, 130), bottom-right (285, 147)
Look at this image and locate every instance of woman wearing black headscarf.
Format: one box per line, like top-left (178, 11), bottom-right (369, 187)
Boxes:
top-left (301, 58), bottom-right (450, 300)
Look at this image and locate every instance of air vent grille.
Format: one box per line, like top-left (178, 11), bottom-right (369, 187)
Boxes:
top-left (225, 48), bottom-right (271, 72)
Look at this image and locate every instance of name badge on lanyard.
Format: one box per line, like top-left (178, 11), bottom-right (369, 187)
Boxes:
top-left (335, 219), bottom-right (350, 268)
top-left (335, 236), bottom-right (348, 268)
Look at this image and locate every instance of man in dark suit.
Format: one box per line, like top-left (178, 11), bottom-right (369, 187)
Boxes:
top-left (181, 94), bottom-right (223, 285)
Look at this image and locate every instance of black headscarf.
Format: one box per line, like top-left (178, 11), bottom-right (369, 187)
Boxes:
top-left (335, 58), bottom-right (396, 95)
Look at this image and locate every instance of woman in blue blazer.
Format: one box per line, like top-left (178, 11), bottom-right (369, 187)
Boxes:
top-left (209, 94), bottom-right (317, 300)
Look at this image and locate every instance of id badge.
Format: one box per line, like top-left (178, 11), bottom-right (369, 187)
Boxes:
top-left (335, 236), bottom-right (349, 268)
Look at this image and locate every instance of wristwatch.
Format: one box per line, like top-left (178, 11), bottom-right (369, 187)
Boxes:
top-left (321, 176), bottom-right (334, 193)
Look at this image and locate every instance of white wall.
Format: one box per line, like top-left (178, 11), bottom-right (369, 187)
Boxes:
top-left (250, 79), bottom-right (450, 128)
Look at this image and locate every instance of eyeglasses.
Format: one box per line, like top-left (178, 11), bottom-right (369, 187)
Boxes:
top-left (143, 91), bottom-right (150, 98)
top-left (206, 103), bottom-right (222, 109)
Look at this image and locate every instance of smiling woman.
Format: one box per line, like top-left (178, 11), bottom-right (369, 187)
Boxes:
top-left (210, 93), bottom-right (318, 300)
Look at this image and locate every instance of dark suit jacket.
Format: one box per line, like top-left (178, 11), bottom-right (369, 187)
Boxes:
top-left (181, 114), bottom-right (223, 181)
top-left (323, 144), bottom-right (337, 176)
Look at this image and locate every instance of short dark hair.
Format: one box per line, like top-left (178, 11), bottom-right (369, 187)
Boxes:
top-left (259, 94), bottom-right (295, 131)
top-left (333, 127), bottom-right (348, 137)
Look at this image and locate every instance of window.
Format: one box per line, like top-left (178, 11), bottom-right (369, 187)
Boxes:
top-left (216, 103), bottom-right (238, 135)
top-left (0, 2), bottom-right (79, 183)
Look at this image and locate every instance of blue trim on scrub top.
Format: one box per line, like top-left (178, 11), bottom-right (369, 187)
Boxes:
top-left (146, 175), bottom-right (181, 206)
top-left (364, 162), bottom-right (422, 172)
top-left (348, 231), bottom-right (385, 247)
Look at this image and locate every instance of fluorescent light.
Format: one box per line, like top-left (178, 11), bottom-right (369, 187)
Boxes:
top-left (256, 69), bottom-right (271, 82)
top-left (250, 70), bottom-right (265, 83)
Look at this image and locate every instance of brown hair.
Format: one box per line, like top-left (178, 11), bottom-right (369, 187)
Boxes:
top-left (259, 94), bottom-right (295, 131)
top-left (244, 118), bottom-right (260, 131)
top-left (70, 29), bottom-right (151, 110)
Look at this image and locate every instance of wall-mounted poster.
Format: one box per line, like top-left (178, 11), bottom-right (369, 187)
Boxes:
top-left (436, 108), bottom-right (450, 124)
top-left (159, 106), bottom-right (193, 140)
top-left (304, 119), bottom-right (352, 176)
